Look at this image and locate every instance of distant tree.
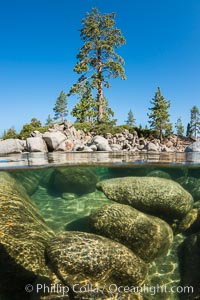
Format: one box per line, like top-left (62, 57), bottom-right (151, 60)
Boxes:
top-left (71, 82), bottom-right (96, 123)
top-left (2, 127), bottom-right (18, 139)
top-left (189, 105), bottom-right (200, 138)
top-left (186, 122), bottom-right (192, 137)
top-left (125, 109), bottom-right (136, 126)
top-left (45, 114), bottom-right (54, 126)
top-left (69, 8), bottom-right (126, 123)
top-left (175, 117), bottom-right (184, 136)
top-left (148, 87), bottom-right (172, 142)
top-left (30, 118), bottom-right (42, 128)
top-left (53, 91), bottom-right (68, 122)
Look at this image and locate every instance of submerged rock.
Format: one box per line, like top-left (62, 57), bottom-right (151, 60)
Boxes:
top-left (46, 231), bottom-right (147, 298)
top-left (97, 177), bottom-right (193, 221)
top-left (12, 169), bottom-right (43, 195)
top-left (0, 172), bottom-right (55, 297)
top-left (146, 170), bottom-right (171, 179)
top-left (50, 167), bottom-right (98, 195)
top-left (176, 176), bottom-right (200, 201)
top-left (179, 233), bottom-right (200, 299)
top-left (90, 203), bottom-right (173, 262)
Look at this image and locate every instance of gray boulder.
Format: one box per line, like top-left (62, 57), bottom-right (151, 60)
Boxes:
top-left (111, 144), bottom-right (122, 151)
top-left (146, 142), bottom-right (159, 152)
top-left (90, 203), bottom-right (173, 262)
top-left (97, 177), bottom-right (193, 221)
top-left (91, 135), bottom-right (109, 145)
top-left (46, 231), bottom-right (147, 298)
top-left (26, 137), bottom-right (48, 152)
top-left (185, 140), bottom-right (200, 152)
top-left (97, 143), bottom-right (112, 151)
top-left (89, 135), bottom-right (112, 151)
top-left (42, 131), bottom-right (67, 151)
top-left (0, 139), bottom-right (24, 154)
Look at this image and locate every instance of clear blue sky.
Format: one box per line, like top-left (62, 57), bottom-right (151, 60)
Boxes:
top-left (0, 0), bottom-right (200, 135)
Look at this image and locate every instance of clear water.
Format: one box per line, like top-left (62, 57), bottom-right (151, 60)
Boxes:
top-left (0, 152), bottom-right (200, 300)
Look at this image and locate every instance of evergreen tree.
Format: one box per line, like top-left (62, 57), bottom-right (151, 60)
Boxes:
top-left (189, 105), bottom-right (200, 138)
top-left (125, 109), bottom-right (135, 126)
top-left (2, 127), bottom-right (18, 139)
top-left (19, 118), bottom-right (43, 139)
top-left (175, 117), bottom-right (184, 136)
top-left (186, 122), bottom-right (192, 137)
top-left (71, 82), bottom-right (96, 123)
top-left (53, 91), bottom-right (68, 122)
top-left (148, 87), bottom-right (172, 142)
top-left (30, 117), bottom-right (42, 127)
top-left (45, 114), bottom-right (53, 126)
top-left (69, 8), bottom-right (126, 123)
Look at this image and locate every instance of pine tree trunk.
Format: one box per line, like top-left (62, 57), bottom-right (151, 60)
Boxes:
top-left (97, 49), bottom-right (104, 122)
top-left (160, 126), bottom-right (163, 143)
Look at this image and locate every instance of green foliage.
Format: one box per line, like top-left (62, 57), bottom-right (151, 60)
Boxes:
top-left (18, 118), bottom-right (45, 139)
top-left (186, 122), bottom-right (192, 137)
top-left (71, 82), bottom-right (96, 123)
top-left (125, 109), bottom-right (136, 126)
top-left (148, 87), bottom-right (172, 142)
top-left (2, 127), bottom-right (18, 139)
top-left (189, 105), bottom-right (200, 138)
top-left (73, 122), bottom-right (93, 133)
top-left (69, 8), bottom-right (126, 122)
top-left (175, 117), bottom-right (184, 136)
top-left (45, 114), bottom-right (54, 126)
top-left (53, 91), bottom-right (68, 122)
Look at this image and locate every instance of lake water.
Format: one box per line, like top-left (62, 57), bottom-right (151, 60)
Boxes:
top-left (0, 152), bottom-right (200, 300)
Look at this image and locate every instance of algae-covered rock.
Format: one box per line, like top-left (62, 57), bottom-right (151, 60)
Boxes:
top-left (90, 203), bottom-right (173, 262)
top-left (179, 233), bottom-right (200, 299)
top-left (46, 231), bottom-right (147, 299)
top-left (96, 177), bottom-right (193, 220)
top-left (0, 172), bottom-right (55, 296)
top-left (176, 176), bottom-right (200, 201)
top-left (50, 167), bottom-right (98, 195)
top-left (176, 209), bottom-right (199, 233)
top-left (12, 169), bottom-right (42, 195)
top-left (146, 170), bottom-right (171, 179)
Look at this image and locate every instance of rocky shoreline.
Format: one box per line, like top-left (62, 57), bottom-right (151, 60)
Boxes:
top-left (0, 121), bottom-right (198, 155)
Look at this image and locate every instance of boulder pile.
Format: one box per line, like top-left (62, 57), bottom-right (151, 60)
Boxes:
top-left (0, 121), bottom-right (195, 154)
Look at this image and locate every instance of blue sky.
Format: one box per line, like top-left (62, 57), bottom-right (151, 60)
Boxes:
top-left (0, 0), bottom-right (200, 135)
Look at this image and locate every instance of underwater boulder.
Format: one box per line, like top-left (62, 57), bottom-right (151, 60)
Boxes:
top-left (46, 231), bottom-right (147, 299)
top-left (179, 232), bottom-right (200, 299)
top-left (176, 176), bottom-right (200, 201)
top-left (90, 203), bottom-right (173, 262)
top-left (0, 172), bottom-right (55, 296)
top-left (96, 177), bottom-right (193, 221)
top-left (50, 167), bottom-right (98, 195)
top-left (146, 169), bottom-right (171, 179)
top-left (12, 169), bottom-right (43, 195)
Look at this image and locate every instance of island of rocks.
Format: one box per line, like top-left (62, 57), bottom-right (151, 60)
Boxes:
top-left (0, 121), bottom-right (198, 155)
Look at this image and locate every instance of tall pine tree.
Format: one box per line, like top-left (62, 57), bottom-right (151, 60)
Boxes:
top-left (175, 117), bottom-right (184, 136)
top-left (189, 105), bottom-right (200, 138)
top-left (53, 91), bottom-right (68, 122)
top-left (125, 109), bottom-right (136, 126)
top-left (148, 87), bottom-right (172, 142)
top-left (69, 8), bottom-right (126, 123)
